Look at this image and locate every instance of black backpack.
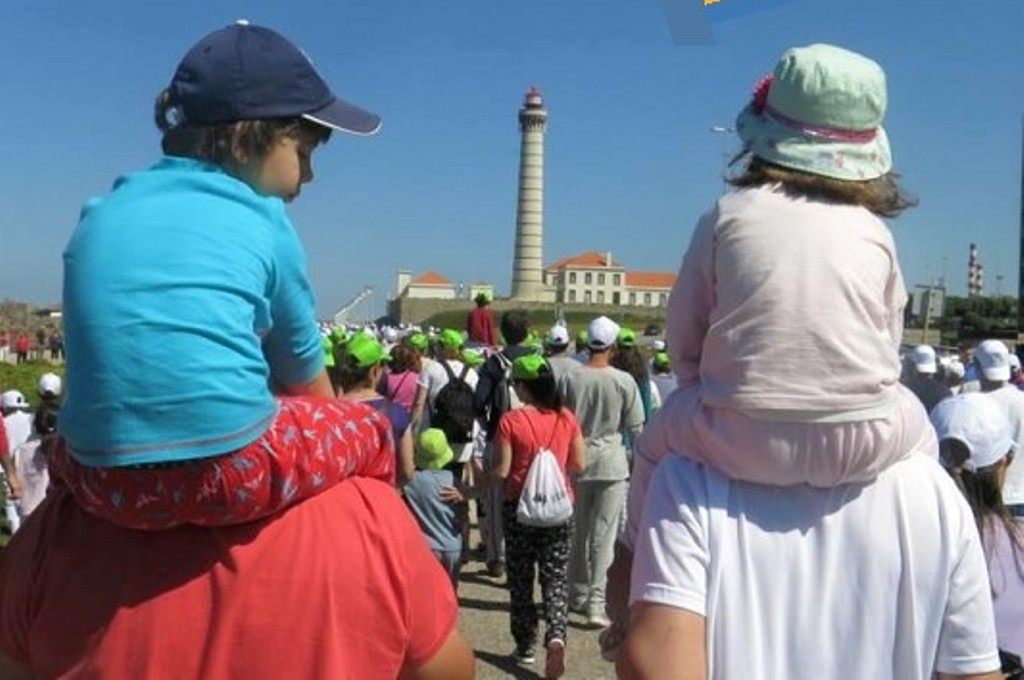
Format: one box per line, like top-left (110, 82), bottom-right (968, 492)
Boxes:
top-left (432, 362), bottom-right (476, 444)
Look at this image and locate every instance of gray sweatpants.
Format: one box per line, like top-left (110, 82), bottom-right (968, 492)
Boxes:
top-left (568, 479), bottom-right (628, 617)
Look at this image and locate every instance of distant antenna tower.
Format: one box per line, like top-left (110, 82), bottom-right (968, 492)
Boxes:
top-left (968, 243), bottom-right (984, 297)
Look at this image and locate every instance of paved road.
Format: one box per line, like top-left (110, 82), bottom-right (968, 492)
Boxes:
top-left (456, 557), bottom-right (617, 679)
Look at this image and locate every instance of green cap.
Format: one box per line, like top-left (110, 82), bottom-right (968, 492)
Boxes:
top-left (576, 329), bottom-right (588, 346)
top-left (653, 351), bottom-right (671, 371)
top-left (417, 428), bottom-right (454, 470)
top-left (405, 332), bottom-right (429, 352)
top-left (345, 334), bottom-right (391, 369)
top-left (512, 354), bottom-right (549, 381)
top-left (322, 335), bottom-right (335, 368)
top-left (618, 327), bottom-right (637, 348)
top-left (462, 348), bottom-right (486, 369)
top-left (330, 327), bottom-right (351, 345)
top-left (438, 328), bottom-right (465, 349)
top-left (524, 331), bottom-right (544, 351)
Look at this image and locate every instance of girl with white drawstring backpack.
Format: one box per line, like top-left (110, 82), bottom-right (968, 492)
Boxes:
top-left (492, 354), bottom-right (585, 679)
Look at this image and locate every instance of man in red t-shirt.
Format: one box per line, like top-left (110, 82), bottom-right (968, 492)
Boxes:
top-left (466, 292), bottom-right (497, 347)
top-left (0, 479), bottom-right (475, 680)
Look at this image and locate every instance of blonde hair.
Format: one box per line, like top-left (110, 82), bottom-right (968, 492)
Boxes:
top-left (153, 88), bottom-right (330, 166)
top-left (729, 155), bottom-right (916, 218)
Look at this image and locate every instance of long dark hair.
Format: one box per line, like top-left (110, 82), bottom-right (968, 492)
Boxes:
top-left (943, 440), bottom-right (1024, 584)
top-left (514, 364), bottom-right (564, 413)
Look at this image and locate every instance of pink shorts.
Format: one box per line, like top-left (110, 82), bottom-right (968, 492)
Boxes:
top-left (625, 382), bottom-right (938, 547)
top-left (50, 397), bottom-right (396, 530)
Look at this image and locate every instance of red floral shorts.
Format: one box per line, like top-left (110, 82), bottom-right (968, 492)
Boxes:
top-left (49, 397), bottom-right (396, 530)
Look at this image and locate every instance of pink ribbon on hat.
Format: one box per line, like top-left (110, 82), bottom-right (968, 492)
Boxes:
top-left (762, 104), bottom-right (879, 143)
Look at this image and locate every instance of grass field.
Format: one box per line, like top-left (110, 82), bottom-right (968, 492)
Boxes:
top-left (0, 361), bottom-right (64, 408)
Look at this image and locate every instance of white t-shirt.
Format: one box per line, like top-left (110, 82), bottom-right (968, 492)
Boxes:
top-left (417, 358), bottom-right (480, 462)
top-left (3, 411), bottom-right (33, 453)
top-left (13, 437), bottom-right (49, 519)
top-left (631, 453), bottom-right (1000, 679)
top-left (417, 359), bottom-right (479, 407)
top-left (984, 384), bottom-right (1024, 505)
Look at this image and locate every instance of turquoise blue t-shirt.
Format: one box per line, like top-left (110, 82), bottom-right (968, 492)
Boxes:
top-left (61, 157), bottom-right (324, 466)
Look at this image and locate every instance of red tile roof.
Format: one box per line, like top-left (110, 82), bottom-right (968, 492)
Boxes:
top-left (411, 271), bottom-right (453, 286)
top-left (547, 251), bottom-right (621, 270)
top-left (625, 271), bottom-right (676, 289)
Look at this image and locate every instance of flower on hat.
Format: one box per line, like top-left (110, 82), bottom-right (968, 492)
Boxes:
top-left (751, 74), bottom-right (773, 115)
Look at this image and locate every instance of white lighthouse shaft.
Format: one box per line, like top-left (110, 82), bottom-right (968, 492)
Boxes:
top-left (511, 87), bottom-right (548, 300)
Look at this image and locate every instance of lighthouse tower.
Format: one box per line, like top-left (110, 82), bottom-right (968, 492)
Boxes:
top-left (510, 87), bottom-right (553, 301)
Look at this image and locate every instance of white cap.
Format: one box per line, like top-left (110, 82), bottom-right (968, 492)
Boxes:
top-left (652, 339), bottom-right (666, 352)
top-left (931, 393), bottom-right (1015, 471)
top-left (975, 339), bottom-right (1011, 382)
top-left (587, 316), bottom-right (620, 350)
top-left (1, 390), bottom-right (29, 410)
top-left (546, 325), bottom-right (570, 347)
top-left (382, 327), bottom-right (398, 343)
top-left (910, 345), bottom-right (937, 374)
top-left (38, 372), bottom-right (62, 397)
top-left (945, 359), bottom-right (965, 380)
top-left (1010, 354), bottom-right (1022, 371)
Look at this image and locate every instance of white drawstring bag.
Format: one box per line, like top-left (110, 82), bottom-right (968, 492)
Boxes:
top-left (516, 448), bottom-right (573, 527)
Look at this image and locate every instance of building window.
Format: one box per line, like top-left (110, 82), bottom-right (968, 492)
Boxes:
top-left (569, 289), bottom-right (577, 302)
top-left (644, 293), bottom-right (652, 305)
top-left (597, 290), bottom-right (605, 303)
top-left (598, 273), bottom-right (605, 285)
top-left (629, 292), bottom-right (636, 305)
top-left (585, 272), bottom-right (593, 285)
top-left (659, 293), bottom-right (667, 305)
top-left (585, 290), bottom-right (593, 303)
top-left (569, 272), bottom-right (576, 284)
top-left (613, 274), bottom-right (621, 286)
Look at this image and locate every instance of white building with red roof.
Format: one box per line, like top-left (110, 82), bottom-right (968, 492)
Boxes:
top-left (392, 253), bottom-right (673, 308)
top-left (543, 251), bottom-right (675, 307)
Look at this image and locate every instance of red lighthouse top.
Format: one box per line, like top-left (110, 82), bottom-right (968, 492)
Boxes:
top-left (524, 86), bottom-right (544, 109)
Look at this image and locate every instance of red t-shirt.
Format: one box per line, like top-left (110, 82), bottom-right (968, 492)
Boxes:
top-left (466, 307), bottom-right (496, 346)
top-left (0, 479), bottom-right (456, 678)
top-left (496, 406), bottom-right (582, 501)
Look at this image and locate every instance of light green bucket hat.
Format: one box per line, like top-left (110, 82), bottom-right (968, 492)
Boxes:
top-left (735, 43), bottom-right (891, 181)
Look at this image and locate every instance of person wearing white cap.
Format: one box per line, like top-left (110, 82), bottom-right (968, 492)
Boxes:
top-left (901, 344), bottom-right (952, 413)
top-left (562, 315), bottom-right (644, 628)
top-left (944, 359), bottom-right (967, 395)
top-left (37, 373), bottom-right (62, 402)
top-left (2, 391), bottom-right (33, 463)
top-left (932, 393), bottom-right (1024, 661)
top-left (543, 324), bottom-right (579, 396)
top-left (0, 390), bottom-right (32, 534)
top-left (974, 339), bottom-right (1024, 518)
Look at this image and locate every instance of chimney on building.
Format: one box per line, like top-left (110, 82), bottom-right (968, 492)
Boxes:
top-left (395, 270), bottom-right (412, 298)
top-left (510, 87), bottom-right (549, 300)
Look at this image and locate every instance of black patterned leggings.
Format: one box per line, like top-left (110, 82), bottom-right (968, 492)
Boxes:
top-left (502, 501), bottom-right (573, 651)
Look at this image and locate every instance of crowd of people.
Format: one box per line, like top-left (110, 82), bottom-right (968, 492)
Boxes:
top-left (0, 22), bottom-right (1020, 680)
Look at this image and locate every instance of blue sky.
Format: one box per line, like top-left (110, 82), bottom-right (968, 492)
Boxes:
top-left (1, 0), bottom-right (1021, 318)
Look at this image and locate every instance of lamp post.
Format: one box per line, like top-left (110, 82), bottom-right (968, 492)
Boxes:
top-left (710, 125), bottom-right (735, 193)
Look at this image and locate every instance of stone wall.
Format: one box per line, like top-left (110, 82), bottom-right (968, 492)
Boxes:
top-left (387, 296), bottom-right (668, 327)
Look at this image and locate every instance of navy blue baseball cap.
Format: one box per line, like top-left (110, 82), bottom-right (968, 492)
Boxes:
top-left (168, 21), bottom-right (381, 135)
